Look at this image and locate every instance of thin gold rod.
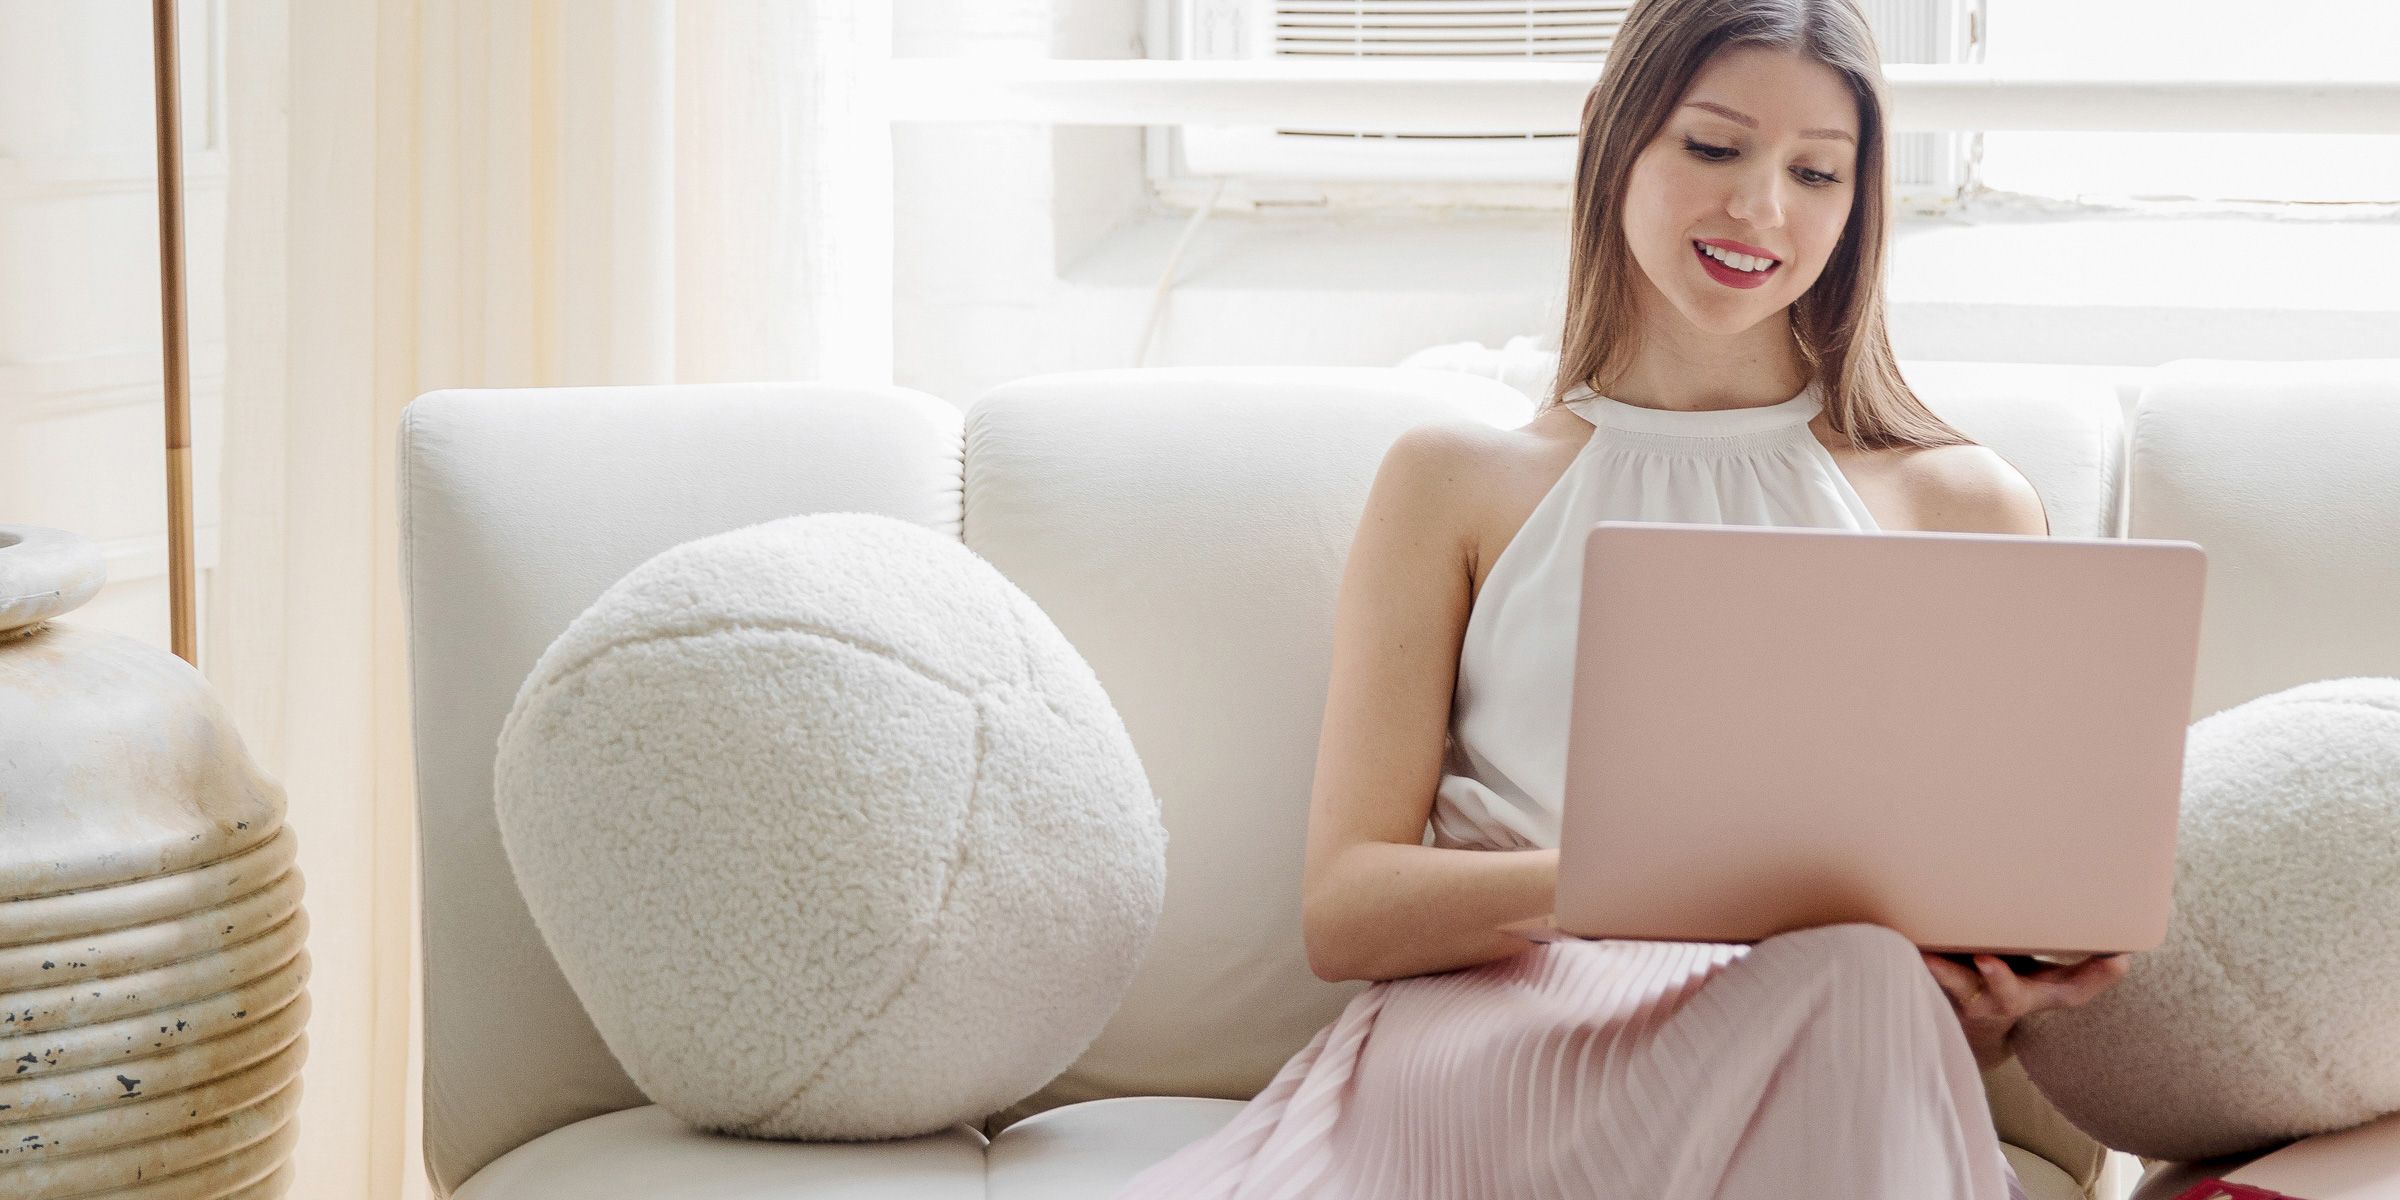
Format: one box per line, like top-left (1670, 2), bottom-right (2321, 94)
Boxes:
top-left (150, 0), bottom-right (197, 666)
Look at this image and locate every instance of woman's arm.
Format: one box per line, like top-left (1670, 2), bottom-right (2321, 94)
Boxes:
top-left (1308, 841), bottom-right (1560, 982)
top-left (1300, 423), bottom-right (1559, 983)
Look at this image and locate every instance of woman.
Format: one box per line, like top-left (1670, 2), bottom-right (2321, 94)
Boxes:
top-left (1111, 0), bottom-right (2132, 1196)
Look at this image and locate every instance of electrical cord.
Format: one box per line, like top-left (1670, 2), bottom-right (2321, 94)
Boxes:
top-left (1134, 176), bottom-right (1231, 368)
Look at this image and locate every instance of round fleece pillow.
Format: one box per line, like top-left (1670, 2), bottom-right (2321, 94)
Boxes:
top-left (493, 512), bottom-right (1167, 1141)
top-left (2013, 676), bottom-right (2400, 1162)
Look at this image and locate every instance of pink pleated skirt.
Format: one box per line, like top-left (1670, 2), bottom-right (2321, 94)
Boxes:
top-left (1112, 921), bottom-right (2027, 1200)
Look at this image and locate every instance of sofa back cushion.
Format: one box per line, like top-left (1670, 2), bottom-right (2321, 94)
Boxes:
top-left (1890, 360), bottom-right (2126, 539)
top-left (961, 367), bottom-right (1531, 1125)
top-left (966, 364), bottom-right (2124, 1129)
top-left (2127, 359), bottom-right (2400, 721)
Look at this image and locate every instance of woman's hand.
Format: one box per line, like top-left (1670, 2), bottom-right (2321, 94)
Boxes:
top-left (1920, 951), bottom-right (2134, 1071)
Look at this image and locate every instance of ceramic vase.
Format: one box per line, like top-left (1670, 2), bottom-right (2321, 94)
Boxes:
top-left (0, 524), bottom-right (307, 1198)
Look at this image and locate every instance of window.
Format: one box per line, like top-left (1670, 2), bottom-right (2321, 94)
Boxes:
top-left (1976, 0), bottom-right (2400, 204)
top-left (1165, 0), bottom-right (1975, 204)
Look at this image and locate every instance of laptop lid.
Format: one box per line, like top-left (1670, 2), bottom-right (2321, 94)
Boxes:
top-left (1550, 521), bottom-right (2206, 955)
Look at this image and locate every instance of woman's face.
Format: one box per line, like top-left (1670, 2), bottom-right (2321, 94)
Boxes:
top-left (1619, 45), bottom-right (1862, 337)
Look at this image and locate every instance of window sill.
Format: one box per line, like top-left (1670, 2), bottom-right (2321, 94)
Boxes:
top-left (1056, 201), bottom-right (2400, 365)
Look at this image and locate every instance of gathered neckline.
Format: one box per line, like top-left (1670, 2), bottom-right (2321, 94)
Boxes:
top-left (1560, 377), bottom-right (1822, 437)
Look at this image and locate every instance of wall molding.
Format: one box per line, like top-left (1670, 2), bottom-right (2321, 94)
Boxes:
top-left (98, 523), bottom-right (223, 584)
top-left (0, 349), bottom-right (228, 418)
top-left (0, 150), bottom-right (231, 198)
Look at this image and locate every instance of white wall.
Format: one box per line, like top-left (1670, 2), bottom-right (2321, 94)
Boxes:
top-left (0, 0), bottom-right (223, 648)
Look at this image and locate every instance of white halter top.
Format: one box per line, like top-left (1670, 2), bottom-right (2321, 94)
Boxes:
top-left (1425, 376), bottom-right (1882, 852)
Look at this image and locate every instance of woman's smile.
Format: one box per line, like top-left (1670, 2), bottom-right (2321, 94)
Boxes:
top-left (1693, 238), bottom-right (1780, 289)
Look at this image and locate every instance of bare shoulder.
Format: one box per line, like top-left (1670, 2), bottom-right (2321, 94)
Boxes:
top-left (1378, 409), bottom-right (1600, 599)
top-left (1380, 414), bottom-right (1527, 516)
top-left (1381, 417), bottom-right (1512, 483)
top-left (1360, 419), bottom-right (1508, 567)
top-left (1892, 443), bottom-right (2052, 537)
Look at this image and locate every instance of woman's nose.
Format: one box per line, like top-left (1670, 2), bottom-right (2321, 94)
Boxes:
top-left (1724, 169), bottom-right (1787, 229)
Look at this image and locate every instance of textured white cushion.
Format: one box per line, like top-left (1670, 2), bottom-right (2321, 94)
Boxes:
top-left (493, 512), bottom-right (1167, 1140)
top-left (2015, 677), bottom-right (2400, 1161)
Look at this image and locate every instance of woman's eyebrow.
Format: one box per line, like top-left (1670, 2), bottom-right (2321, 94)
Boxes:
top-left (1681, 100), bottom-right (1856, 145)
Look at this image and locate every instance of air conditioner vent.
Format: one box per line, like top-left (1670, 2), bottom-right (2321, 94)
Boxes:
top-left (1273, 0), bottom-right (1632, 55)
top-left (1268, 2), bottom-right (1624, 137)
top-left (1170, 0), bottom-right (1977, 195)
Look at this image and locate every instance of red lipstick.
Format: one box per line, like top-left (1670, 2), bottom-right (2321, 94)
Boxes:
top-left (1692, 239), bottom-right (1778, 290)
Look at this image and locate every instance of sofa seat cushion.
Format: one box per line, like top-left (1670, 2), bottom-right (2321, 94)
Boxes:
top-left (451, 1105), bottom-right (988, 1199)
top-left (986, 1096), bottom-right (1243, 1198)
top-left (453, 1099), bottom-right (2090, 1199)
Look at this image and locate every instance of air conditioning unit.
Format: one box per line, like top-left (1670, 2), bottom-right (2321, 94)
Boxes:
top-left (1169, 0), bottom-right (1980, 200)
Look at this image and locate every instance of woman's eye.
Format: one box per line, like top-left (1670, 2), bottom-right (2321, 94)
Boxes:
top-left (1683, 137), bottom-right (1842, 187)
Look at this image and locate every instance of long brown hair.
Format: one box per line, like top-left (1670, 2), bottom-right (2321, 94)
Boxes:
top-left (1552, 0), bottom-right (1973, 452)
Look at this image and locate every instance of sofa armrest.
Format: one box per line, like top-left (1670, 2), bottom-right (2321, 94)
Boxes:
top-left (1985, 1055), bottom-right (2112, 1197)
top-left (2130, 1108), bottom-right (2400, 1200)
top-left (402, 381), bottom-right (968, 1192)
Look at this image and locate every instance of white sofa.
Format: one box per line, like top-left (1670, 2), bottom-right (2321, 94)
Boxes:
top-left (399, 358), bottom-right (2400, 1200)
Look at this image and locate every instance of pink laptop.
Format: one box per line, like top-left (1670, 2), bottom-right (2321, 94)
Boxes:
top-left (1500, 521), bottom-right (2206, 958)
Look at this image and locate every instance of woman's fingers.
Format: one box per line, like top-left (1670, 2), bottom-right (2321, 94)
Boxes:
top-left (1923, 949), bottom-right (2135, 1017)
top-left (1920, 951), bottom-right (1983, 1005)
top-left (2015, 953), bottom-right (2134, 1012)
top-left (2055, 953), bottom-right (2133, 1006)
top-left (1922, 953), bottom-right (2022, 1022)
top-left (1972, 955), bottom-right (2037, 1016)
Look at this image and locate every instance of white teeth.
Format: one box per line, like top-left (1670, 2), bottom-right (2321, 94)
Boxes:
top-left (1696, 241), bottom-right (1775, 272)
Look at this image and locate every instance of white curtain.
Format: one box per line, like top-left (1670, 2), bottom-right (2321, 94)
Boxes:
top-left (216, 3), bottom-right (891, 1195)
